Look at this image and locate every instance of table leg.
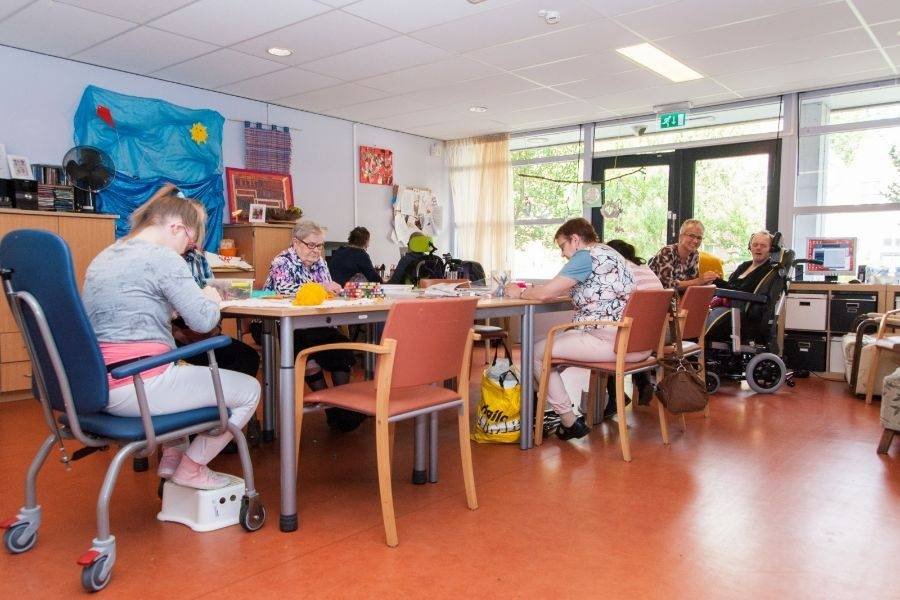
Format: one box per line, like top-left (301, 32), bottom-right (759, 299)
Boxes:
top-left (428, 412), bottom-right (438, 483)
top-left (262, 319), bottom-right (276, 443)
top-left (364, 323), bottom-right (375, 380)
top-left (519, 307), bottom-right (535, 449)
top-left (412, 415), bottom-right (427, 484)
top-left (278, 316), bottom-right (298, 532)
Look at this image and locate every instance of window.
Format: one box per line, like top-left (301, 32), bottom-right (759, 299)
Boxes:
top-left (795, 81), bottom-right (900, 279)
top-left (510, 128), bottom-right (583, 279)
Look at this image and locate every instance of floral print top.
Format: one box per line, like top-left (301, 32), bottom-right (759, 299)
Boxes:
top-left (648, 244), bottom-right (698, 290)
top-left (264, 246), bottom-right (332, 295)
top-left (570, 244), bottom-right (635, 324)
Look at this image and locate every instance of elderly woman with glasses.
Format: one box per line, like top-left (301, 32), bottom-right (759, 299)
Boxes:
top-left (648, 218), bottom-right (719, 292)
top-left (257, 220), bottom-right (365, 432)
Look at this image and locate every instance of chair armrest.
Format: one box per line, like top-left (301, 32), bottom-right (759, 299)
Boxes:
top-left (297, 341), bottom-right (393, 360)
top-left (110, 335), bottom-right (232, 379)
top-left (714, 288), bottom-right (767, 304)
top-left (545, 319), bottom-right (625, 337)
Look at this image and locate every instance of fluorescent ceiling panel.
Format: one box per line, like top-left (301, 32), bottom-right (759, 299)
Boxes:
top-left (616, 43), bottom-right (703, 82)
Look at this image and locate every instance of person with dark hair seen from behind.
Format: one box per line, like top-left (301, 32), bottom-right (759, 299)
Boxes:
top-left (605, 239), bottom-right (663, 412)
top-left (387, 231), bottom-right (428, 285)
top-left (329, 226), bottom-right (383, 286)
top-left (503, 218), bottom-right (635, 440)
top-left (649, 219), bottom-right (719, 292)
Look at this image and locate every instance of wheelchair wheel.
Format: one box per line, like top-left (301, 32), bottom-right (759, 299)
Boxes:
top-left (81, 556), bottom-right (111, 592)
top-left (705, 372), bottom-right (720, 394)
top-left (239, 496), bottom-right (266, 532)
top-left (746, 353), bottom-right (786, 394)
top-left (3, 523), bottom-right (37, 554)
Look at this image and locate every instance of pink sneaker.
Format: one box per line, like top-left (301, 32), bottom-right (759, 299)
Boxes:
top-left (171, 457), bottom-right (231, 490)
top-left (157, 446), bottom-right (184, 479)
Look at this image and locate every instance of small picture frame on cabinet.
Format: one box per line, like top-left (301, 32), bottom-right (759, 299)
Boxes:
top-left (7, 154), bottom-right (33, 180)
top-left (248, 203), bottom-right (267, 223)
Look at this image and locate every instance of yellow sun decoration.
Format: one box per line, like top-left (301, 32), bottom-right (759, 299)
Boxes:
top-left (190, 122), bottom-right (208, 144)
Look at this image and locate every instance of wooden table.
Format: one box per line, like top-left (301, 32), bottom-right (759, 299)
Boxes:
top-left (221, 295), bottom-right (572, 532)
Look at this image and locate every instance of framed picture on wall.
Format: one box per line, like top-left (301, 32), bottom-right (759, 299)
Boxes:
top-left (359, 145), bottom-right (393, 185)
top-left (225, 167), bottom-right (293, 222)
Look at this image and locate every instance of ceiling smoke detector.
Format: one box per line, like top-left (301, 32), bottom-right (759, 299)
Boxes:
top-left (538, 9), bottom-right (560, 24)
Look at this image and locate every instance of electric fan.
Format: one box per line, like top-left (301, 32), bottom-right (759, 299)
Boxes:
top-left (62, 145), bottom-right (115, 213)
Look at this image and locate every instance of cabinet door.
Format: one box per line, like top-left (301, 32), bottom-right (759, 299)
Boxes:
top-left (0, 361), bottom-right (32, 392)
top-left (253, 228), bottom-right (293, 289)
top-left (58, 217), bottom-right (116, 289)
top-left (0, 213), bottom-right (59, 333)
top-left (0, 331), bottom-right (28, 363)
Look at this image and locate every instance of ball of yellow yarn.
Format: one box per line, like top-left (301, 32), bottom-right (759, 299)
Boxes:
top-left (293, 282), bottom-right (329, 306)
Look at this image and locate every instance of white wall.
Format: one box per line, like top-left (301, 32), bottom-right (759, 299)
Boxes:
top-left (0, 46), bottom-right (450, 269)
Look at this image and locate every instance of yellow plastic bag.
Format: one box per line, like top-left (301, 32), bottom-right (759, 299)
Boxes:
top-left (472, 367), bottom-right (521, 444)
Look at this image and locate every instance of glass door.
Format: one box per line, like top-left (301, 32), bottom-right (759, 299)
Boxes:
top-left (592, 152), bottom-right (681, 263)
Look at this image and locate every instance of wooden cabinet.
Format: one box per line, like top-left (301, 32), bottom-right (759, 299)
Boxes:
top-left (223, 223), bottom-right (294, 289)
top-left (0, 209), bottom-right (116, 394)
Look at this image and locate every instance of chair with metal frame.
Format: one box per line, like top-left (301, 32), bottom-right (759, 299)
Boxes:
top-left (0, 230), bottom-right (265, 592)
top-left (533, 289), bottom-right (675, 461)
top-left (293, 297), bottom-right (480, 547)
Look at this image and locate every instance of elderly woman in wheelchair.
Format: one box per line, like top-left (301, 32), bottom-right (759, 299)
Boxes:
top-left (703, 231), bottom-right (796, 394)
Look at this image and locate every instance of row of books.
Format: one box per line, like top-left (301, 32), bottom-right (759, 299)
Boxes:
top-left (32, 164), bottom-right (66, 186)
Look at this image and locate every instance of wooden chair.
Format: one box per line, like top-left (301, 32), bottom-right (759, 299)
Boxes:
top-left (294, 297), bottom-right (480, 547)
top-left (418, 278), bottom-right (511, 364)
top-left (865, 309), bottom-right (900, 405)
top-left (666, 285), bottom-right (716, 424)
top-left (534, 289), bottom-right (674, 461)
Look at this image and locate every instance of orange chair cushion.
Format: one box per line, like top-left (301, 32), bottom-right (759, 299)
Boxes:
top-left (304, 381), bottom-right (461, 416)
top-left (549, 356), bottom-right (658, 373)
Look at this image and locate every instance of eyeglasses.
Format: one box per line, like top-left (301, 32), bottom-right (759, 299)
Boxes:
top-left (296, 239), bottom-right (325, 251)
top-left (683, 233), bottom-right (703, 241)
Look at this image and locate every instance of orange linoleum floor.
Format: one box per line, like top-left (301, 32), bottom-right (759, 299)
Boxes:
top-left (1, 369), bottom-right (898, 599)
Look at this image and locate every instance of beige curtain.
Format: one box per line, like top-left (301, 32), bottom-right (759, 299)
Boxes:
top-left (447, 133), bottom-right (511, 277)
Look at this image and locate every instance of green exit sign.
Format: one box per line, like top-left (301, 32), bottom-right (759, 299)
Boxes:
top-left (659, 111), bottom-right (686, 129)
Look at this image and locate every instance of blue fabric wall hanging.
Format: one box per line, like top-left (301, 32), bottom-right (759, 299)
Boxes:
top-left (73, 85), bottom-right (225, 251)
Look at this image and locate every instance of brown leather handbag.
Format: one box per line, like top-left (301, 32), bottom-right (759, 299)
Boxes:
top-left (656, 304), bottom-right (709, 414)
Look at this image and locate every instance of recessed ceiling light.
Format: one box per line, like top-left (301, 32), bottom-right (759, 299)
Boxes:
top-left (267, 47), bottom-right (293, 57)
top-left (468, 0), bottom-right (488, 3)
top-left (469, 106), bottom-right (488, 113)
top-left (615, 43), bottom-right (702, 83)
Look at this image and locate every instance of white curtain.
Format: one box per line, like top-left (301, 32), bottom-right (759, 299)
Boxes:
top-left (447, 133), bottom-right (511, 277)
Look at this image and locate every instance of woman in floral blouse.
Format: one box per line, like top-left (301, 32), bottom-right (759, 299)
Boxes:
top-left (255, 220), bottom-right (365, 432)
top-left (648, 219), bottom-right (719, 291)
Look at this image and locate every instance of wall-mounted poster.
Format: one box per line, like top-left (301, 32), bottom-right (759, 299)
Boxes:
top-left (359, 145), bottom-right (393, 185)
top-left (225, 167), bottom-right (293, 222)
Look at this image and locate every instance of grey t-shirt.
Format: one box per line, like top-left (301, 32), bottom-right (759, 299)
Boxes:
top-left (82, 238), bottom-right (220, 348)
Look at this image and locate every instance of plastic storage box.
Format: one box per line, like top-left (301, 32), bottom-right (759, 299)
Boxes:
top-left (206, 278), bottom-right (253, 300)
top-left (157, 474), bottom-right (245, 532)
top-left (785, 293), bottom-right (827, 331)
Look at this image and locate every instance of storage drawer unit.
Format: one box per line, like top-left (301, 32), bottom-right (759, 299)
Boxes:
top-left (784, 332), bottom-right (827, 372)
top-left (829, 292), bottom-right (878, 334)
top-left (828, 336), bottom-right (845, 373)
top-left (785, 293), bottom-right (827, 331)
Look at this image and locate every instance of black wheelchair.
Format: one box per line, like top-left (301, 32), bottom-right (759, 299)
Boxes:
top-left (703, 234), bottom-right (814, 394)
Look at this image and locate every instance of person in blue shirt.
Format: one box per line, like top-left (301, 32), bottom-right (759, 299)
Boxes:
top-left (328, 227), bottom-right (382, 285)
top-left (504, 218), bottom-right (635, 440)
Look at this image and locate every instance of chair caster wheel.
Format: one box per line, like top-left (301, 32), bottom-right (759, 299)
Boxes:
top-left (3, 522), bottom-right (37, 554)
top-left (81, 556), bottom-right (111, 592)
top-left (240, 496), bottom-right (266, 532)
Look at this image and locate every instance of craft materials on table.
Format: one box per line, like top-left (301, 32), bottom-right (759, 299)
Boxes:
top-left (342, 281), bottom-right (384, 299)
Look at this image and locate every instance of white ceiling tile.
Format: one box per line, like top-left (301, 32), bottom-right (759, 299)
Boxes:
top-left (586, 79), bottom-right (734, 112)
top-left (151, 48), bottom-right (284, 88)
top-left (232, 11), bottom-right (397, 65)
top-left (0, 1), bottom-right (134, 56)
top-left (326, 96), bottom-right (431, 121)
top-left (57, 0), bottom-right (195, 24)
top-left (0, 1), bottom-right (35, 21)
top-left (616, 0), bottom-right (836, 41)
top-left (342, 0), bottom-right (519, 34)
top-left (466, 17), bottom-right (642, 71)
top-left (514, 53), bottom-right (636, 87)
top-left (218, 67), bottom-right (342, 101)
top-left (485, 88), bottom-right (577, 114)
top-left (368, 110), bottom-right (453, 131)
top-left (499, 100), bottom-right (597, 124)
top-left (851, 0), bottom-right (900, 25)
top-left (580, 0), bottom-right (677, 17)
top-left (554, 69), bottom-right (670, 99)
top-left (689, 28), bottom-right (876, 77)
top-left (410, 0), bottom-right (603, 53)
top-left (870, 20), bottom-right (900, 49)
top-left (404, 74), bottom-right (538, 107)
top-left (887, 44), bottom-right (900, 65)
top-left (148, 0), bottom-right (330, 46)
top-left (316, 0), bottom-right (358, 6)
top-left (356, 57), bottom-right (501, 94)
top-left (656, 2), bottom-right (860, 59)
top-left (73, 27), bottom-right (217, 74)
top-left (717, 50), bottom-right (890, 92)
top-left (299, 36), bottom-right (451, 81)
top-left (407, 119), bottom-right (509, 141)
top-left (277, 83), bottom-right (390, 112)
top-left (735, 68), bottom-right (894, 97)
